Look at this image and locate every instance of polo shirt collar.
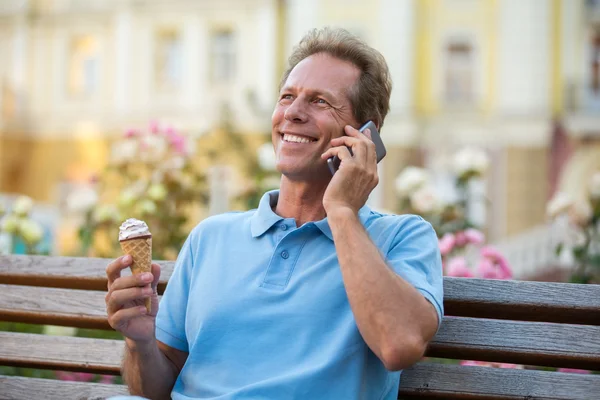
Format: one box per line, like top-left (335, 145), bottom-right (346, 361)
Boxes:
top-left (251, 190), bottom-right (373, 240)
top-left (250, 190), bottom-right (284, 237)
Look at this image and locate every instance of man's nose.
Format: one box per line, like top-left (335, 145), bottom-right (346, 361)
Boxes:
top-left (284, 99), bottom-right (308, 123)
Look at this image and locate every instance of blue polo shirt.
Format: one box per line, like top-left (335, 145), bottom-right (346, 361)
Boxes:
top-left (156, 190), bottom-right (443, 400)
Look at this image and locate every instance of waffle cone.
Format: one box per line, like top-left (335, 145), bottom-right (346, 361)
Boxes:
top-left (120, 236), bottom-right (152, 313)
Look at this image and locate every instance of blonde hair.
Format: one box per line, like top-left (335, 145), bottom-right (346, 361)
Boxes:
top-left (280, 27), bottom-right (392, 129)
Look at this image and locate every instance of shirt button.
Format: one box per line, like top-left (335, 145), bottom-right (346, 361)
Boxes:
top-left (281, 250), bottom-right (289, 259)
top-left (280, 224), bottom-right (288, 231)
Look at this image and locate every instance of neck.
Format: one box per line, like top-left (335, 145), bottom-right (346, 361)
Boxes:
top-left (274, 175), bottom-right (330, 226)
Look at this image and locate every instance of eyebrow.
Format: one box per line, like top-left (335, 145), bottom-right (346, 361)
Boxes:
top-left (280, 86), bottom-right (337, 101)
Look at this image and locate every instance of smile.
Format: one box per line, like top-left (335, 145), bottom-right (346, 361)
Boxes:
top-left (281, 133), bottom-right (317, 143)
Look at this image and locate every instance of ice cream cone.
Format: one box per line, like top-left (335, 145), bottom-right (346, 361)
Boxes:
top-left (120, 236), bottom-right (152, 313)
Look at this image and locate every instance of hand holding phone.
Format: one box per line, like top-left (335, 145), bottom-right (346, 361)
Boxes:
top-left (327, 121), bottom-right (387, 175)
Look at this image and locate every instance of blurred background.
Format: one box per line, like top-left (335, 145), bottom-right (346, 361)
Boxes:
top-left (0, 0), bottom-right (599, 282)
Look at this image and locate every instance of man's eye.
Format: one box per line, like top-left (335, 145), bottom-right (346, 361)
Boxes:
top-left (314, 98), bottom-right (329, 105)
top-left (280, 94), bottom-right (293, 101)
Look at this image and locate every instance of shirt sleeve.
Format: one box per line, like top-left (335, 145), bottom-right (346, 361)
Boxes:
top-left (155, 230), bottom-right (196, 352)
top-left (385, 215), bottom-right (444, 329)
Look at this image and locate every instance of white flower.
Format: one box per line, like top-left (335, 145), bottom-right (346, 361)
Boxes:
top-left (161, 156), bottom-right (185, 171)
top-left (66, 187), bottom-right (98, 213)
top-left (148, 184), bottom-right (167, 201)
top-left (13, 196), bottom-right (33, 217)
top-left (257, 143), bottom-right (277, 171)
top-left (1, 215), bottom-right (20, 234)
top-left (589, 171), bottom-right (600, 200)
top-left (18, 219), bottom-right (43, 244)
top-left (183, 137), bottom-right (196, 157)
top-left (395, 167), bottom-right (430, 196)
top-left (547, 192), bottom-right (573, 218)
top-left (409, 185), bottom-right (439, 214)
top-left (453, 147), bottom-right (490, 178)
top-left (140, 135), bottom-right (168, 163)
top-left (110, 139), bottom-right (138, 165)
top-left (93, 204), bottom-right (120, 223)
top-left (569, 200), bottom-right (593, 227)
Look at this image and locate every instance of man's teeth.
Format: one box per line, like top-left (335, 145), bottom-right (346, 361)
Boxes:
top-left (283, 134), bottom-right (314, 143)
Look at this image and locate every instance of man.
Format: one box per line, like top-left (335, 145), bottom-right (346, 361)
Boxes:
top-left (106, 27), bottom-right (443, 400)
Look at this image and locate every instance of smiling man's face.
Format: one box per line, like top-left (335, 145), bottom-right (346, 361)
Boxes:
top-left (271, 53), bottom-right (360, 180)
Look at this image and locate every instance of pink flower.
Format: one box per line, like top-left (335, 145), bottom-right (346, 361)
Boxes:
top-left (446, 257), bottom-right (474, 278)
top-left (169, 134), bottom-right (187, 155)
top-left (460, 360), bottom-right (494, 367)
top-left (438, 233), bottom-right (456, 256)
top-left (124, 128), bottom-right (139, 138)
top-left (454, 231), bottom-right (468, 247)
top-left (477, 258), bottom-right (505, 279)
top-left (497, 363), bottom-right (523, 369)
top-left (55, 371), bottom-right (94, 382)
top-left (557, 368), bottom-right (591, 374)
top-left (149, 120), bottom-right (161, 134)
top-left (74, 372), bottom-right (95, 382)
top-left (480, 246), bottom-right (513, 279)
top-left (55, 371), bottom-right (77, 381)
top-left (460, 360), bottom-right (523, 369)
top-left (464, 228), bottom-right (485, 245)
top-left (99, 375), bottom-right (116, 384)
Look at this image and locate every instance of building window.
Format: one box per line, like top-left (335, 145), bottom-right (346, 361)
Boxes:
top-left (67, 35), bottom-right (99, 97)
top-left (444, 40), bottom-right (474, 104)
top-left (155, 28), bottom-right (182, 91)
top-left (210, 30), bottom-right (236, 84)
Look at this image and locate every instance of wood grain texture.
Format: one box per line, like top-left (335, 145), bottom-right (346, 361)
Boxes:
top-left (398, 363), bottom-right (600, 400)
top-left (0, 284), bottom-right (162, 330)
top-left (1, 310), bottom-right (598, 371)
top-left (427, 317), bottom-right (600, 370)
top-left (0, 332), bottom-right (123, 375)
top-left (0, 284), bottom-right (111, 330)
top-left (443, 277), bottom-right (600, 325)
top-left (2, 286), bottom-right (599, 370)
top-left (0, 255), bottom-right (174, 293)
top-left (2, 256), bottom-right (599, 324)
top-left (0, 375), bottom-right (129, 400)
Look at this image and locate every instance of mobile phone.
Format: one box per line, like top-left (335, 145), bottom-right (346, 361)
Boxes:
top-left (327, 121), bottom-right (387, 175)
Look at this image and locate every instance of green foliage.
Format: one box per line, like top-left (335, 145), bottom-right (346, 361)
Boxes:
top-left (73, 123), bottom-right (209, 260)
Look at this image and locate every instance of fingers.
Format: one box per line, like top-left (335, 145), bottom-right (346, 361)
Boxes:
top-left (106, 285), bottom-right (153, 315)
top-left (321, 145), bottom-right (353, 164)
top-left (150, 263), bottom-right (161, 291)
top-left (106, 255), bottom-right (132, 288)
top-left (110, 271), bottom-right (153, 292)
top-left (108, 305), bottom-right (148, 331)
top-left (328, 126), bottom-right (376, 165)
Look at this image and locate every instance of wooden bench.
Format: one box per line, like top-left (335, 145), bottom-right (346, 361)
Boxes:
top-left (1, 254), bottom-right (599, 399)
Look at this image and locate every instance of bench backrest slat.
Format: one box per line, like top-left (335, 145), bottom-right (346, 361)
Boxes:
top-left (399, 363), bottom-right (600, 400)
top-left (3, 255), bottom-right (600, 324)
top-left (2, 285), bottom-right (598, 370)
top-left (427, 317), bottom-right (600, 370)
top-left (444, 277), bottom-right (600, 325)
top-left (0, 331), bottom-right (123, 375)
top-left (0, 376), bottom-right (129, 400)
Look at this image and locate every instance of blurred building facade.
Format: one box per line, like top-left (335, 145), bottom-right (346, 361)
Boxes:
top-left (0, 0), bottom-right (599, 243)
